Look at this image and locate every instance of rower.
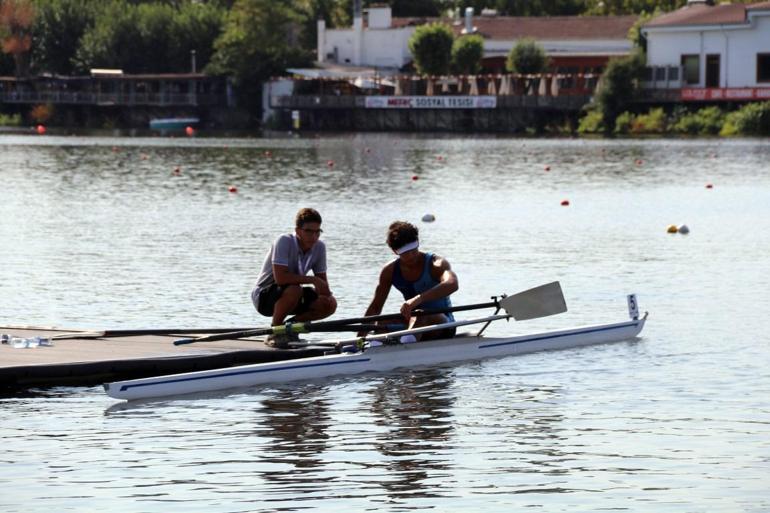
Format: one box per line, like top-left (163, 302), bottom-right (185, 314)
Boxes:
top-left (359, 221), bottom-right (459, 342)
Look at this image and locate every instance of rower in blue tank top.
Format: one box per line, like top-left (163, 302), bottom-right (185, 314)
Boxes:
top-left (392, 252), bottom-right (455, 323)
top-left (360, 221), bottom-right (459, 342)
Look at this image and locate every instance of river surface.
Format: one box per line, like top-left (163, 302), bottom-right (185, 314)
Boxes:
top-left (1, 134), bottom-right (769, 512)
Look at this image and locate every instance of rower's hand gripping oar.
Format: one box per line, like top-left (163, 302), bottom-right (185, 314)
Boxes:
top-left (173, 299), bottom-right (501, 346)
top-left (313, 281), bottom-right (569, 348)
top-left (172, 281), bottom-right (567, 346)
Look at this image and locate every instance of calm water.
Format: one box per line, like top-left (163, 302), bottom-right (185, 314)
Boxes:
top-left (1, 134), bottom-right (769, 512)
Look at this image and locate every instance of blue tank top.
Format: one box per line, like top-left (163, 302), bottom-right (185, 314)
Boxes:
top-left (392, 252), bottom-right (454, 321)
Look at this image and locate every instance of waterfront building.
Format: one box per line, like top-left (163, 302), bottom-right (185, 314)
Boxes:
top-left (317, 5), bottom-right (637, 83)
top-left (641, 0), bottom-right (770, 102)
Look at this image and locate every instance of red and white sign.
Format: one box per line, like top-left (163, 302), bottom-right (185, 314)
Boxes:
top-left (682, 88), bottom-right (770, 101)
top-left (364, 96), bottom-right (497, 109)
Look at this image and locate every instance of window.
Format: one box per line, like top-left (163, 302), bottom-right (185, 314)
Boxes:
top-left (668, 66), bottom-right (679, 81)
top-left (758, 54), bottom-right (770, 83)
top-left (655, 67), bottom-right (666, 81)
top-left (681, 55), bottom-right (699, 85)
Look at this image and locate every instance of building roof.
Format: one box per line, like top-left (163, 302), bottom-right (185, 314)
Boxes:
top-left (645, 2), bottom-right (770, 28)
top-left (391, 15), bottom-right (638, 41)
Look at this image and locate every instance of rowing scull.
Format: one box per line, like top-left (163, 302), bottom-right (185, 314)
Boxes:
top-left (104, 294), bottom-right (647, 401)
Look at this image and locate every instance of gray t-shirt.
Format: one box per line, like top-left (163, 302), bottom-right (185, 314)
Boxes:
top-left (252, 234), bottom-right (327, 296)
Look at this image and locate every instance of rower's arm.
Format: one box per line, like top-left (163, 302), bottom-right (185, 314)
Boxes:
top-left (363, 264), bottom-right (393, 316)
top-left (273, 264), bottom-right (326, 290)
top-left (408, 257), bottom-right (458, 308)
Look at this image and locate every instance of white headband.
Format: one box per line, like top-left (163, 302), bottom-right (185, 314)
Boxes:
top-left (395, 240), bottom-right (419, 255)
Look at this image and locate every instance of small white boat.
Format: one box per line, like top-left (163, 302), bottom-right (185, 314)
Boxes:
top-left (104, 295), bottom-right (647, 401)
top-left (149, 117), bottom-right (199, 131)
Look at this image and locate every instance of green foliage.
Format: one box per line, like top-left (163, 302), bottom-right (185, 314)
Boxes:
top-left (630, 107), bottom-right (665, 133)
top-left (0, 112), bottom-right (22, 126)
top-left (460, 0), bottom-right (584, 16)
top-left (577, 109), bottom-right (604, 134)
top-left (506, 38), bottom-right (548, 74)
top-left (206, 0), bottom-right (313, 117)
top-left (671, 106), bottom-right (724, 135)
top-left (408, 22), bottom-right (453, 76)
top-left (31, 0), bottom-right (95, 75)
top-left (73, 1), bottom-right (224, 73)
top-left (595, 50), bottom-right (645, 135)
top-left (614, 111), bottom-right (633, 134)
top-left (723, 101), bottom-right (770, 136)
top-left (451, 34), bottom-right (483, 75)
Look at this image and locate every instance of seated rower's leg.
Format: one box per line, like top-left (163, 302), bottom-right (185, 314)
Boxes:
top-left (409, 313), bottom-right (456, 342)
top-left (292, 293), bottom-right (337, 322)
top-left (272, 285), bottom-right (303, 326)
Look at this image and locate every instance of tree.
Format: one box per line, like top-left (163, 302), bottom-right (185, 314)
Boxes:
top-left (206, 0), bottom-right (313, 119)
top-left (408, 22), bottom-right (453, 76)
top-left (0, 0), bottom-right (35, 76)
top-left (73, 1), bottom-right (224, 74)
top-left (30, 0), bottom-right (95, 75)
top-left (595, 50), bottom-right (645, 135)
top-left (451, 34), bottom-right (483, 75)
top-left (506, 38), bottom-right (548, 75)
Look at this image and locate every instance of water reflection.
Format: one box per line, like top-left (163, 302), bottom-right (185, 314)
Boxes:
top-left (258, 384), bottom-right (332, 482)
top-left (367, 369), bottom-right (455, 500)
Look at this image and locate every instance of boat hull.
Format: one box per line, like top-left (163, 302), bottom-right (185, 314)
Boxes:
top-left (104, 317), bottom-right (645, 401)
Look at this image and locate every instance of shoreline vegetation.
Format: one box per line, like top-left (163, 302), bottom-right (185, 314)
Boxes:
top-left (2, 0), bottom-right (770, 136)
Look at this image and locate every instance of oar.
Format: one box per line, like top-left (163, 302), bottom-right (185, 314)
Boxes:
top-left (172, 299), bottom-right (503, 346)
top-left (174, 281), bottom-right (567, 346)
top-left (52, 327), bottom-right (259, 340)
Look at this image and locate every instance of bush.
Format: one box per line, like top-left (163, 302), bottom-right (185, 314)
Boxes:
top-left (724, 101), bottom-right (770, 135)
top-left (595, 51), bottom-right (645, 135)
top-left (30, 104), bottom-right (54, 124)
top-left (0, 112), bottom-right (22, 126)
top-left (506, 38), bottom-right (548, 74)
top-left (614, 111), bottom-right (634, 134)
top-left (631, 107), bottom-right (666, 134)
top-left (451, 34), bottom-right (483, 75)
top-left (577, 109), bottom-right (603, 134)
top-left (672, 106), bottom-right (724, 135)
top-left (408, 23), bottom-right (454, 76)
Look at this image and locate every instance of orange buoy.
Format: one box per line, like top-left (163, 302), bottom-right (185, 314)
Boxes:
top-left (35, 124), bottom-right (46, 135)
top-left (185, 126), bottom-right (195, 136)
top-left (228, 185), bottom-right (238, 193)
top-left (667, 224), bottom-right (678, 233)
top-left (560, 199), bottom-right (570, 206)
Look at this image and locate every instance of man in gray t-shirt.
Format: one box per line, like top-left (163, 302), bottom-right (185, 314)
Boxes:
top-left (251, 208), bottom-right (337, 346)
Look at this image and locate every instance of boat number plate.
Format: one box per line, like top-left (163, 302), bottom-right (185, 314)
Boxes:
top-left (627, 294), bottom-right (639, 320)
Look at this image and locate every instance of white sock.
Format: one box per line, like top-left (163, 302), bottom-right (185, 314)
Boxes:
top-left (400, 334), bottom-right (417, 344)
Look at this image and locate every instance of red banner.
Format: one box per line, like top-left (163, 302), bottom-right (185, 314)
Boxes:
top-left (682, 88), bottom-right (770, 101)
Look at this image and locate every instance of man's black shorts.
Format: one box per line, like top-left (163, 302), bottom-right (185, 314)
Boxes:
top-left (256, 284), bottom-right (319, 317)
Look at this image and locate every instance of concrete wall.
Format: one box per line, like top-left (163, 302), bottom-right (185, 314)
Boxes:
top-left (645, 12), bottom-right (770, 87)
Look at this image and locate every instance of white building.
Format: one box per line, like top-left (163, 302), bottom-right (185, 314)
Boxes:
top-left (642, 0), bottom-right (770, 99)
top-left (317, 5), bottom-right (637, 75)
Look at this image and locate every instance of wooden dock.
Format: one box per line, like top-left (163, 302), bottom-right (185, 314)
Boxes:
top-left (0, 326), bottom-right (325, 389)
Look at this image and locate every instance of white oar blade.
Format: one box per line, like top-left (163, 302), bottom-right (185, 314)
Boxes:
top-left (500, 281), bottom-right (567, 320)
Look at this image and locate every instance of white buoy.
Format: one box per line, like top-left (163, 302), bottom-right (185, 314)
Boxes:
top-left (422, 214), bottom-right (436, 223)
top-left (678, 224), bottom-right (690, 234)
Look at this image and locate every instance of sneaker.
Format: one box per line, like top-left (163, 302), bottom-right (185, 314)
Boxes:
top-left (265, 331), bottom-right (301, 349)
top-left (265, 333), bottom-right (291, 349)
top-left (399, 334), bottom-right (417, 344)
